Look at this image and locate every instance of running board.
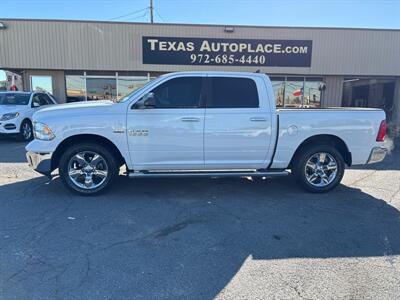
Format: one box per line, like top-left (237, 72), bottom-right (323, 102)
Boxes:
top-left (128, 170), bottom-right (289, 178)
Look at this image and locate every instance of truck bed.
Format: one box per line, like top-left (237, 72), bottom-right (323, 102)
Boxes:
top-left (271, 108), bottom-right (386, 168)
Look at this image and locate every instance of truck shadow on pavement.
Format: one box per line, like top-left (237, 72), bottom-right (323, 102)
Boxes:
top-left (1, 175), bottom-right (400, 299)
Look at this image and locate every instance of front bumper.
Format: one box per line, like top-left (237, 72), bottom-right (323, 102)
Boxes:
top-left (367, 147), bottom-right (387, 164)
top-left (26, 151), bottom-right (53, 176)
top-left (0, 122), bottom-right (19, 134)
top-left (0, 132), bottom-right (18, 137)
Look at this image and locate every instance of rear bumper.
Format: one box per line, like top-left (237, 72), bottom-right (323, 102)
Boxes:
top-left (26, 151), bottom-right (53, 176)
top-left (367, 147), bottom-right (387, 164)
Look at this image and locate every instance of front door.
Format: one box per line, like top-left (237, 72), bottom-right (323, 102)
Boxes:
top-left (127, 76), bottom-right (205, 170)
top-left (204, 76), bottom-right (273, 169)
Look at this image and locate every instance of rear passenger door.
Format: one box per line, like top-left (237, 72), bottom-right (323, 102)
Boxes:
top-left (204, 76), bottom-right (273, 169)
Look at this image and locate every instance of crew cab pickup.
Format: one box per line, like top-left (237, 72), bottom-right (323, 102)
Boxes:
top-left (26, 72), bottom-right (387, 195)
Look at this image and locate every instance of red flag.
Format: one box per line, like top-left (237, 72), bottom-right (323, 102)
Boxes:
top-left (293, 88), bottom-right (303, 97)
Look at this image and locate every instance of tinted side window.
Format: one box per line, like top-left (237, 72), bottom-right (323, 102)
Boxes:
top-left (37, 94), bottom-right (49, 106)
top-left (40, 94), bottom-right (54, 105)
top-left (208, 77), bottom-right (259, 108)
top-left (150, 77), bottom-right (202, 109)
top-left (32, 94), bottom-right (41, 107)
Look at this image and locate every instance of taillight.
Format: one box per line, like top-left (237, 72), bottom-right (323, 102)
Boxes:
top-left (376, 120), bottom-right (386, 142)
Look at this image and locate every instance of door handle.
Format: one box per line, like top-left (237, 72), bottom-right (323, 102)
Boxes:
top-left (181, 117), bottom-right (200, 122)
top-left (250, 117), bottom-right (267, 122)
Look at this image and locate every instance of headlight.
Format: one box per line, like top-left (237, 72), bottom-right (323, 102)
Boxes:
top-left (33, 122), bottom-right (55, 141)
top-left (0, 112), bottom-right (19, 121)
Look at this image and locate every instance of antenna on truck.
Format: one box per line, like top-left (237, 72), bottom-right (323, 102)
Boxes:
top-left (255, 69), bottom-right (261, 73)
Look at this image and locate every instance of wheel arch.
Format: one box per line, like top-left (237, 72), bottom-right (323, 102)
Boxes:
top-left (51, 134), bottom-right (126, 171)
top-left (288, 134), bottom-right (352, 168)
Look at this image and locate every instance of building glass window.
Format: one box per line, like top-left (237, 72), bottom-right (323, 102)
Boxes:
top-left (285, 77), bottom-right (304, 108)
top-left (117, 76), bottom-right (149, 101)
top-left (270, 76), bottom-right (324, 108)
top-left (270, 77), bottom-right (285, 107)
top-left (65, 73), bottom-right (154, 103)
top-left (66, 75), bottom-right (86, 102)
top-left (304, 78), bottom-right (323, 108)
top-left (31, 75), bottom-right (53, 94)
top-left (86, 78), bottom-right (117, 101)
top-left (342, 77), bottom-right (396, 124)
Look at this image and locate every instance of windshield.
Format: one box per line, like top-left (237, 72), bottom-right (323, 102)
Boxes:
top-left (0, 93), bottom-right (30, 105)
top-left (117, 78), bottom-right (159, 103)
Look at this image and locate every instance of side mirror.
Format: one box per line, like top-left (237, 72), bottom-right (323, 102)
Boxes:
top-left (134, 92), bottom-right (156, 109)
top-left (32, 102), bottom-right (40, 108)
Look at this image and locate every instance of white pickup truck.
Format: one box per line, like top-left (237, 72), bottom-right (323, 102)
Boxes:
top-left (26, 72), bottom-right (387, 195)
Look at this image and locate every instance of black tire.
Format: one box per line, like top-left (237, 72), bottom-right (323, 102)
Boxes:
top-left (59, 143), bottom-right (119, 195)
top-left (18, 120), bottom-right (33, 142)
top-left (292, 144), bottom-right (345, 193)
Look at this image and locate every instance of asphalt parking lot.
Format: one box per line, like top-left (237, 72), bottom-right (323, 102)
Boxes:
top-left (0, 138), bottom-right (400, 299)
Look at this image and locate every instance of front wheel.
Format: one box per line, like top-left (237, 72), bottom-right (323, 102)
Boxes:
top-left (292, 144), bottom-right (345, 193)
top-left (59, 143), bottom-right (118, 195)
top-left (19, 120), bottom-right (33, 142)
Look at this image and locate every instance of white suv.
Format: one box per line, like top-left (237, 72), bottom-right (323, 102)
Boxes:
top-left (0, 91), bottom-right (57, 141)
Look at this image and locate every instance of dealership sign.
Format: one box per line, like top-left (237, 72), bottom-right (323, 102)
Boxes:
top-left (142, 36), bottom-right (312, 67)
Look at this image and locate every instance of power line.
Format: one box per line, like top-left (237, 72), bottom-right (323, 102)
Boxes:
top-left (125, 11), bottom-right (148, 21)
top-left (109, 7), bottom-right (148, 21)
top-left (106, 0), bottom-right (163, 23)
top-left (154, 8), bottom-right (165, 22)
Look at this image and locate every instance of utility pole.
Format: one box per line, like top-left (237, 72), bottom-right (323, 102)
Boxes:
top-left (149, 0), bottom-right (154, 23)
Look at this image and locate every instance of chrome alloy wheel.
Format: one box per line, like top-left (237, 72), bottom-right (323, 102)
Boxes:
top-left (304, 152), bottom-right (338, 188)
top-left (22, 122), bottom-right (32, 140)
top-left (68, 151), bottom-right (108, 190)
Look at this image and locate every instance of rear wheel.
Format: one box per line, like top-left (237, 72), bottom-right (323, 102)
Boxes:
top-left (59, 143), bottom-right (118, 195)
top-left (292, 144), bottom-right (345, 193)
top-left (19, 120), bottom-right (33, 142)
